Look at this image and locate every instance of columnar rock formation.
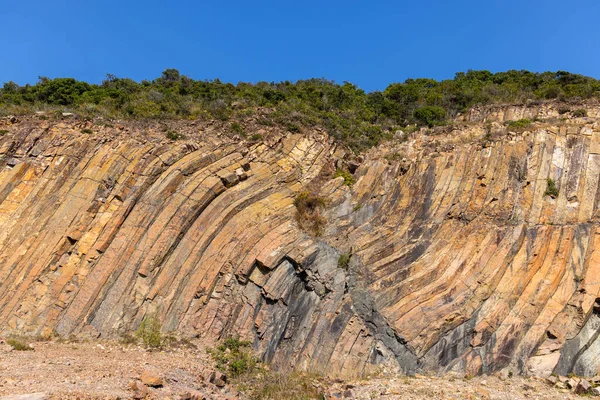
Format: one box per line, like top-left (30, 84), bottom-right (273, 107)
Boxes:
top-left (1, 103), bottom-right (600, 378)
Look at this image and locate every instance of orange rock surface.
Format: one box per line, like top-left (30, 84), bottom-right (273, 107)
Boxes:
top-left (1, 104), bottom-right (600, 378)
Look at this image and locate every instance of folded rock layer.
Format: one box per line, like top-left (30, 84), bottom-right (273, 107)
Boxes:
top-left (1, 104), bottom-right (600, 378)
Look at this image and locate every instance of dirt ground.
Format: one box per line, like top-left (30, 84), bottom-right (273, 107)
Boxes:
top-left (0, 339), bottom-right (584, 399)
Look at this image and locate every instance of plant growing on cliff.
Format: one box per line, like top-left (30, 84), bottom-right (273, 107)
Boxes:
top-left (334, 168), bottom-right (356, 187)
top-left (413, 106), bottom-right (447, 127)
top-left (208, 337), bottom-right (257, 378)
top-left (338, 252), bottom-right (351, 269)
top-left (135, 314), bottom-right (164, 349)
top-left (506, 119), bottom-right (533, 130)
top-left (544, 178), bottom-right (559, 198)
top-left (294, 191), bottom-right (328, 237)
top-left (572, 109), bottom-right (588, 117)
top-left (166, 129), bottom-right (182, 140)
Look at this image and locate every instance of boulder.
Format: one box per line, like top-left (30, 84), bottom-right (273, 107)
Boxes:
top-left (209, 370), bottom-right (227, 387)
top-left (217, 170), bottom-right (239, 188)
top-left (141, 370), bottom-right (163, 387)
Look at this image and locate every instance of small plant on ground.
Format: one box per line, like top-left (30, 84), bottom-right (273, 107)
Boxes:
top-left (558, 106), bottom-right (571, 115)
top-left (572, 109), bottom-right (588, 117)
top-left (338, 253), bottom-right (351, 269)
top-left (166, 129), bottom-right (182, 140)
top-left (135, 314), bottom-right (163, 349)
top-left (208, 337), bottom-right (258, 378)
top-left (7, 338), bottom-right (32, 351)
top-left (250, 133), bottom-right (263, 142)
top-left (544, 178), bottom-right (559, 198)
top-left (81, 128), bottom-right (93, 134)
top-left (334, 168), bottom-right (356, 187)
top-left (294, 191), bottom-right (328, 237)
top-left (0, 129), bottom-right (8, 135)
top-left (230, 122), bottom-right (245, 136)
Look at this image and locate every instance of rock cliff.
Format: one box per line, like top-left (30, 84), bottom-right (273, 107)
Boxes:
top-left (1, 103), bottom-right (600, 378)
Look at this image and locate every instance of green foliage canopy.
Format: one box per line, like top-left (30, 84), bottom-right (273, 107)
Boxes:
top-left (2, 69), bottom-right (599, 151)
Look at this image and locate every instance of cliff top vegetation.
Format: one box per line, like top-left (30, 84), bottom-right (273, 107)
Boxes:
top-left (1, 69), bottom-right (599, 151)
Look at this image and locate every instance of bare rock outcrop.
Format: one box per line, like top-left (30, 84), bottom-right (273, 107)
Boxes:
top-left (1, 105), bottom-right (600, 378)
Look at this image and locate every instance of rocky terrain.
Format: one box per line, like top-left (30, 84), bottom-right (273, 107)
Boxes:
top-left (1, 102), bottom-right (600, 396)
top-left (0, 338), bottom-right (586, 399)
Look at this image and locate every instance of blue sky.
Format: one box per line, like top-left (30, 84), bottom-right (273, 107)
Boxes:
top-left (2, 0), bottom-right (599, 92)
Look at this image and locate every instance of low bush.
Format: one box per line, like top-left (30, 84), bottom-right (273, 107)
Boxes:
top-left (208, 337), bottom-right (258, 378)
top-left (294, 192), bottom-right (328, 237)
top-left (338, 253), bottom-right (351, 269)
top-left (230, 122), bottom-right (245, 136)
top-left (506, 119), bottom-right (533, 130)
top-left (334, 168), bottom-right (356, 187)
top-left (572, 109), bottom-right (588, 117)
top-left (135, 314), bottom-right (164, 349)
top-left (166, 130), bottom-right (182, 140)
top-left (7, 338), bottom-right (32, 351)
top-left (544, 178), bottom-right (559, 198)
top-left (250, 133), bottom-right (263, 142)
top-left (81, 128), bottom-right (93, 134)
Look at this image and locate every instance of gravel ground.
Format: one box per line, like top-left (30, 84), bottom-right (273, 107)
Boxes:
top-left (0, 339), bottom-right (584, 399)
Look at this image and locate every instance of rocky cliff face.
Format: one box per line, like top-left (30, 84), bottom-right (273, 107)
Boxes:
top-left (1, 103), bottom-right (600, 378)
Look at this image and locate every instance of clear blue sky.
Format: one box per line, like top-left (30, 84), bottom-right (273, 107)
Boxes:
top-left (2, 0), bottom-right (599, 92)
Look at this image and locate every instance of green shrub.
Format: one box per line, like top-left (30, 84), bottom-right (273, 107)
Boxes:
top-left (334, 168), bottom-right (356, 187)
top-left (166, 130), bottom-right (182, 140)
top-left (558, 106), bottom-right (570, 115)
top-left (285, 122), bottom-right (301, 133)
top-left (208, 337), bottom-right (257, 378)
top-left (81, 128), bottom-right (93, 134)
top-left (0, 129), bottom-right (8, 135)
top-left (572, 109), bottom-right (588, 117)
top-left (413, 106), bottom-right (446, 127)
top-left (230, 122), bottom-right (245, 136)
top-left (2, 69), bottom-right (600, 153)
top-left (506, 119), bottom-right (533, 130)
top-left (338, 253), bottom-right (351, 269)
top-left (135, 314), bottom-right (163, 349)
top-left (7, 338), bottom-right (32, 351)
top-left (544, 178), bottom-right (559, 198)
top-left (250, 133), bottom-right (263, 142)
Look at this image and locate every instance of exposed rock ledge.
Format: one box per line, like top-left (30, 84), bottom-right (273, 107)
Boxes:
top-left (1, 103), bottom-right (600, 378)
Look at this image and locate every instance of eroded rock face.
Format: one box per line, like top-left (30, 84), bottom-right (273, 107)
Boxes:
top-left (1, 105), bottom-right (600, 378)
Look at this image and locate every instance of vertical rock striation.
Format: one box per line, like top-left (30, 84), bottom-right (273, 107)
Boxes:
top-left (1, 104), bottom-right (600, 377)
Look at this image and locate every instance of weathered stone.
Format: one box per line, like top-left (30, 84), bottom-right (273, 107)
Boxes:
top-left (141, 370), bottom-right (163, 387)
top-left (209, 370), bottom-right (227, 387)
top-left (575, 379), bottom-right (592, 394)
top-left (217, 169), bottom-right (239, 187)
top-left (235, 167), bottom-right (248, 181)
